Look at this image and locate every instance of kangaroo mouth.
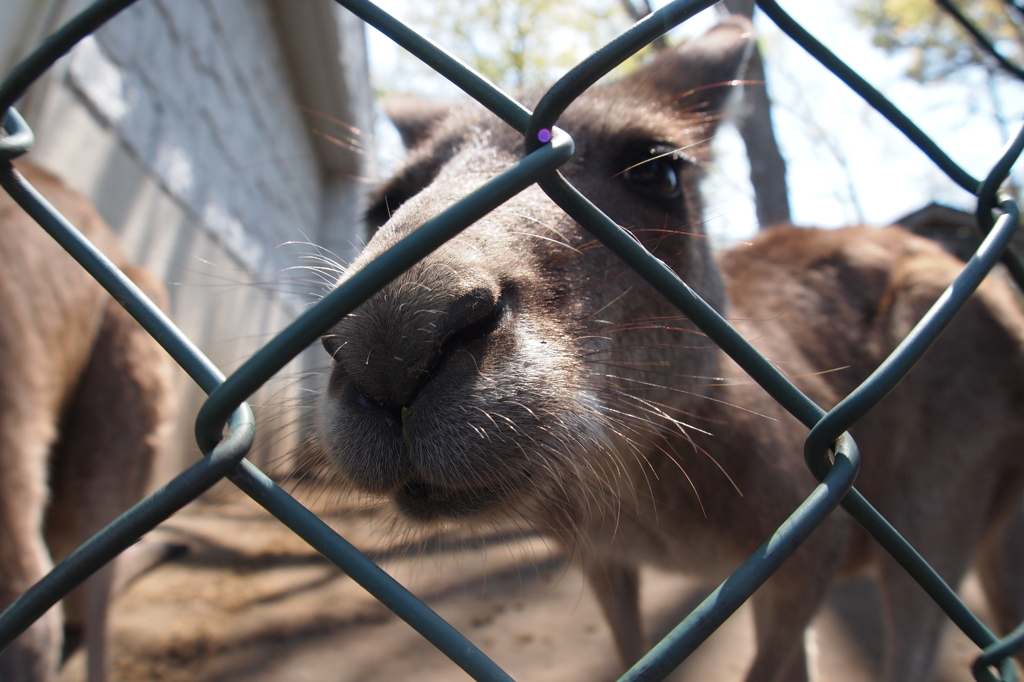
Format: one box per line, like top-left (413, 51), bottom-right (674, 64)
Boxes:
top-left (393, 477), bottom-right (500, 522)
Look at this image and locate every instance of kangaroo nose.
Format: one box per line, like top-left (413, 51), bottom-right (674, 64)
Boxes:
top-left (324, 279), bottom-right (509, 412)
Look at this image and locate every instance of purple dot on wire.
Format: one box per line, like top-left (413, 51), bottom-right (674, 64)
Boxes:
top-left (537, 128), bottom-right (552, 144)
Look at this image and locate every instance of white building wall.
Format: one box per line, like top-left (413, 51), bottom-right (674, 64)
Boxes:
top-left (3, 0), bottom-right (375, 482)
top-left (77, 0), bottom-right (322, 276)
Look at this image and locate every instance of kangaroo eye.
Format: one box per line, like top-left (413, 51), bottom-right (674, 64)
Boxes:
top-left (621, 145), bottom-right (687, 201)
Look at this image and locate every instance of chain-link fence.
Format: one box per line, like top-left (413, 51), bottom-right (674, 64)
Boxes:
top-left (1, 0), bottom-right (1024, 680)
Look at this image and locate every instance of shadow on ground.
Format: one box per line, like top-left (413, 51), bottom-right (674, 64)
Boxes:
top-left (55, 484), bottom-right (1003, 682)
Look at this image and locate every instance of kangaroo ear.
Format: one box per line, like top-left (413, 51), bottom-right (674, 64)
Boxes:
top-left (632, 16), bottom-right (755, 117)
top-left (384, 95), bottom-right (453, 149)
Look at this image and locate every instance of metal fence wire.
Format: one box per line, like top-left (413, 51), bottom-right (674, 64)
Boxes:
top-left (1, 0), bottom-right (1024, 680)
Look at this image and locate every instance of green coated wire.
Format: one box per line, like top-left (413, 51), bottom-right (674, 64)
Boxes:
top-left (2, 0), bottom-right (1024, 680)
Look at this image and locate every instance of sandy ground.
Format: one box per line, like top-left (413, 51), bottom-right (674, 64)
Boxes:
top-left (54, 483), bottom-right (1001, 682)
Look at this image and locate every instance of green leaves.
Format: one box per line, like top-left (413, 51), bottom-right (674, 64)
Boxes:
top-left (854, 0), bottom-right (1024, 82)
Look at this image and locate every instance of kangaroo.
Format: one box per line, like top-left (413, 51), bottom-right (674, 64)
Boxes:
top-left (0, 162), bottom-right (175, 682)
top-left (316, 18), bottom-right (1024, 682)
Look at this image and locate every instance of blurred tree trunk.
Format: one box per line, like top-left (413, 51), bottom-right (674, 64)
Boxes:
top-left (720, 0), bottom-right (791, 227)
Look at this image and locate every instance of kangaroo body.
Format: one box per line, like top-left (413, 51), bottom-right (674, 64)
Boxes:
top-left (0, 163), bottom-right (175, 682)
top-left (317, 20), bottom-right (1024, 681)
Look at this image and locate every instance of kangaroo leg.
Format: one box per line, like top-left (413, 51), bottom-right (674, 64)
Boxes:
top-left (584, 557), bottom-right (644, 667)
top-left (975, 500), bottom-right (1024, 667)
top-left (0, 400), bottom-right (62, 681)
top-left (744, 517), bottom-right (849, 682)
top-left (0, 498), bottom-right (61, 682)
top-left (110, 539), bottom-right (187, 597)
top-left (746, 567), bottom-right (828, 682)
top-left (46, 268), bottom-right (173, 682)
top-left (873, 487), bottom-right (982, 682)
top-left (874, 552), bottom-right (957, 682)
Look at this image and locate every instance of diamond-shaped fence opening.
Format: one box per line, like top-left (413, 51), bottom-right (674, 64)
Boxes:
top-left (1, 0), bottom-right (1023, 680)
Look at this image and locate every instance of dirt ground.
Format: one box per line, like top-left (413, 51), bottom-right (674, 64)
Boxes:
top-left (54, 482), bottom-right (1000, 682)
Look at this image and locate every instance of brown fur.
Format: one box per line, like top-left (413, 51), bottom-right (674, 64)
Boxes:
top-left (0, 163), bottom-right (175, 682)
top-left (317, 19), bottom-right (1024, 682)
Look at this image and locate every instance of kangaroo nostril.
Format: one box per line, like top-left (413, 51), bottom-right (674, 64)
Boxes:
top-left (354, 386), bottom-right (404, 421)
top-left (354, 388), bottom-right (380, 410)
top-left (438, 285), bottom-right (513, 356)
top-left (322, 333), bottom-right (343, 359)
